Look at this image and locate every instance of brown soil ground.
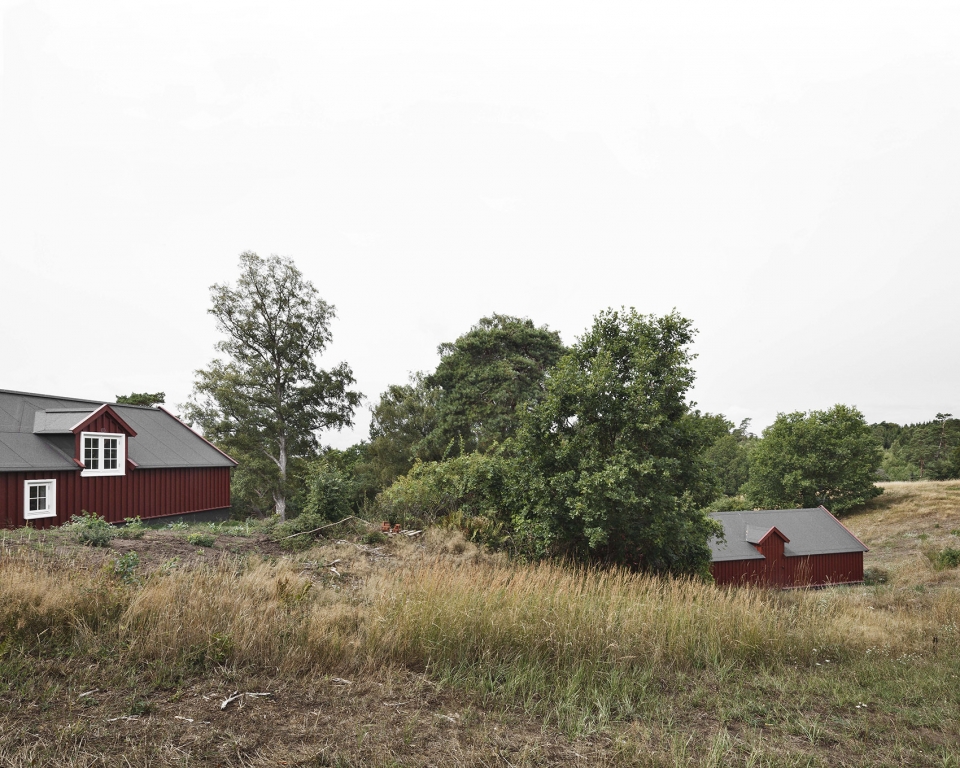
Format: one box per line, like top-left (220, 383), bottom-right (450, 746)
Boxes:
top-left (1, 663), bottom-right (619, 767)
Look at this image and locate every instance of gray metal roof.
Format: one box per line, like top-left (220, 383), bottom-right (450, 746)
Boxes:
top-left (0, 390), bottom-right (236, 471)
top-left (33, 409), bottom-right (94, 434)
top-left (709, 508), bottom-right (868, 562)
top-left (0, 432), bottom-right (77, 471)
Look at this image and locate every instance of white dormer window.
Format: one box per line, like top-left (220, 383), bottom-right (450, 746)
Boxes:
top-left (81, 432), bottom-right (125, 476)
top-left (24, 479), bottom-right (56, 519)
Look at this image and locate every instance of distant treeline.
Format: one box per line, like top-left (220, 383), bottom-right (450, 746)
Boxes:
top-left (871, 416), bottom-right (960, 481)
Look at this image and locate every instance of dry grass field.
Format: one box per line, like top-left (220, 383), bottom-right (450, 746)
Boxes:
top-left (846, 481), bottom-right (960, 587)
top-left (1, 482), bottom-right (959, 766)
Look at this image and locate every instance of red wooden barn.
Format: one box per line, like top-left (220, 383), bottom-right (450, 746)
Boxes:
top-left (0, 389), bottom-right (237, 528)
top-left (708, 507), bottom-right (868, 588)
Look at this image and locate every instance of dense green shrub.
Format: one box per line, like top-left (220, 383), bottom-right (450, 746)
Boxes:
top-left (374, 452), bottom-right (510, 545)
top-left (63, 512), bottom-right (116, 547)
top-left (863, 566), bottom-right (890, 585)
top-left (271, 510), bottom-right (366, 550)
top-left (109, 551), bottom-right (141, 583)
top-left (186, 532), bottom-right (216, 548)
top-left (301, 456), bottom-right (356, 522)
top-left (363, 530), bottom-right (389, 546)
top-left (115, 517), bottom-right (147, 539)
top-left (935, 548), bottom-right (960, 570)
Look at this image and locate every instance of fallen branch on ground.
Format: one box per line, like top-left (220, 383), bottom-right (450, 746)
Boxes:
top-left (220, 691), bottom-right (242, 710)
top-left (281, 516), bottom-right (375, 540)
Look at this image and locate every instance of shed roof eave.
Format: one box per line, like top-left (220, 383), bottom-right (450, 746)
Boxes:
top-left (783, 547), bottom-right (868, 557)
top-left (711, 553), bottom-right (766, 562)
top-left (129, 463), bottom-right (235, 470)
top-left (0, 466), bottom-right (81, 473)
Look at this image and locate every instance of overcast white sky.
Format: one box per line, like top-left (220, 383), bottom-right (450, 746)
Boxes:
top-left (1, 1), bottom-right (958, 448)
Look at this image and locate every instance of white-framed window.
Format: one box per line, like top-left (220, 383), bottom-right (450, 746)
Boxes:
top-left (24, 479), bottom-right (57, 520)
top-left (80, 432), bottom-right (125, 477)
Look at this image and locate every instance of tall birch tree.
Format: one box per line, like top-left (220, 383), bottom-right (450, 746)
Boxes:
top-left (185, 252), bottom-right (361, 520)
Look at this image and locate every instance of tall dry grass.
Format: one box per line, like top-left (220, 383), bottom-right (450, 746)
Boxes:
top-left (3, 549), bottom-right (957, 676)
top-left (0, 552), bottom-right (122, 648)
top-left (385, 557), bottom-right (960, 657)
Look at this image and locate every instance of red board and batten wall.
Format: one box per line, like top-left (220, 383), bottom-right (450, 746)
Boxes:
top-left (0, 467), bottom-right (232, 529)
top-left (710, 528), bottom-right (864, 588)
top-left (0, 398), bottom-right (235, 528)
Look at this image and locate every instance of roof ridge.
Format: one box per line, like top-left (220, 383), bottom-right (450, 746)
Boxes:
top-left (0, 388), bottom-right (102, 403)
top-left (0, 389), bottom-right (160, 411)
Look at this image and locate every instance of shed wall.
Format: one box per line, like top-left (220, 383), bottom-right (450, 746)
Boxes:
top-left (712, 552), bottom-right (864, 588)
top-left (0, 467), bottom-right (231, 528)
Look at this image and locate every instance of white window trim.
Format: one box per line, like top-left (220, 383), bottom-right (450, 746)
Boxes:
top-left (80, 432), bottom-right (126, 477)
top-left (24, 479), bottom-right (57, 520)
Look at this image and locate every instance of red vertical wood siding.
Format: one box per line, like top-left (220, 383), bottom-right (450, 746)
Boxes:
top-left (711, 551), bottom-right (864, 588)
top-left (756, 534), bottom-right (786, 586)
top-left (0, 467), bottom-right (232, 528)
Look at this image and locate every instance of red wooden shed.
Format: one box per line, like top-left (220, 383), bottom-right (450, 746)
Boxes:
top-left (0, 389), bottom-right (237, 528)
top-left (708, 507), bottom-right (868, 588)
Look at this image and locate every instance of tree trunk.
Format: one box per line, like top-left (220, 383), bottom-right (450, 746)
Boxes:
top-left (275, 433), bottom-right (288, 521)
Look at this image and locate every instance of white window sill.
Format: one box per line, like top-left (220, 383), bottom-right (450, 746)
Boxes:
top-left (24, 510), bottom-right (57, 520)
top-left (81, 469), bottom-right (125, 478)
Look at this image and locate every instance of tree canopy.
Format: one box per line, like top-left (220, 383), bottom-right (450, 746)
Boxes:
top-left (873, 414), bottom-right (960, 481)
top-left (184, 252), bottom-right (361, 520)
top-left (744, 405), bottom-right (882, 515)
top-left (116, 392), bottom-right (165, 407)
top-left (425, 314), bottom-right (566, 455)
top-left (505, 309), bottom-right (720, 576)
top-left (700, 416), bottom-right (756, 497)
top-left (364, 372), bottom-right (445, 487)
top-left (360, 314), bottom-right (566, 491)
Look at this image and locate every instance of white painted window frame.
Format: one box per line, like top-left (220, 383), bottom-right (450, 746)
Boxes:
top-left (80, 432), bottom-right (126, 477)
top-left (24, 479), bottom-right (57, 520)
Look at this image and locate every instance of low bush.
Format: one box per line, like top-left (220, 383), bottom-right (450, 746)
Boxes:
top-left (186, 532), bottom-right (215, 548)
top-left (272, 511), bottom-right (329, 550)
top-left (115, 517), bottom-right (147, 540)
top-left (109, 551), bottom-right (141, 583)
top-left (935, 548), bottom-right (960, 570)
top-left (863, 566), bottom-right (890, 585)
top-left (63, 511), bottom-right (115, 547)
top-left (373, 453), bottom-right (510, 546)
top-left (363, 530), bottom-right (388, 546)
top-left (273, 512), bottom-right (368, 550)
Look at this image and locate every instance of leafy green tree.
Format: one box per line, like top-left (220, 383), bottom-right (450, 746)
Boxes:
top-left (116, 392), bottom-right (165, 406)
top-left (871, 421), bottom-right (903, 450)
top-left (301, 454), bottom-right (357, 522)
top-left (744, 405), bottom-right (882, 514)
top-left (184, 252), bottom-right (362, 520)
top-left (426, 314), bottom-right (566, 455)
top-left (701, 417), bottom-right (756, 497)
top-left (299, 443), bottom-right (382, 514)
top-left (364, 372), bottom-right (445, 488)
top-left (506, 309), bottom-right (720, 576)
top-left (873, 415), bottom-right (960, 481)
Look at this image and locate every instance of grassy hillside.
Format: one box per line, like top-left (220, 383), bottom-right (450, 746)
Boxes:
top-left (846, 481), bottom-right (960, 587)
top-left (1, 482), bottom-right (959, 767)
